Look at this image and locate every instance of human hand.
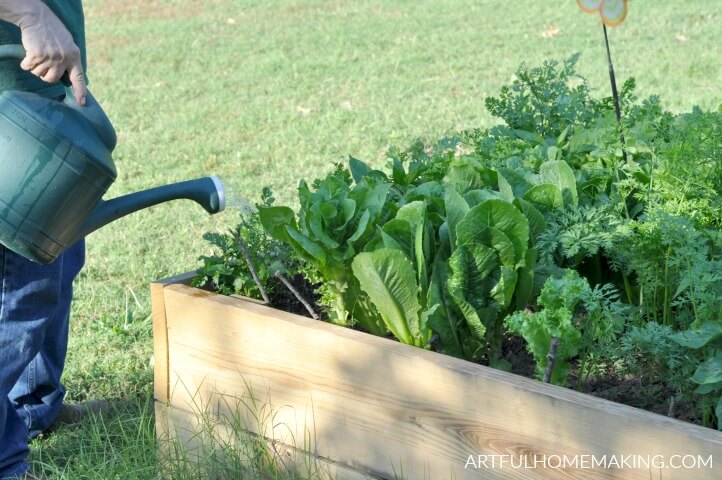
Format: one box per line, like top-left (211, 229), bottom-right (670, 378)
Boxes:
top-left (17, 2), bottom-right (87, 105)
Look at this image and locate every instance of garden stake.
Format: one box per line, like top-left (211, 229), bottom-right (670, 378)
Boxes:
top-left (602, 23), bottom-right (628, 163)
top-left (577, 1), bottom-right (630, 163)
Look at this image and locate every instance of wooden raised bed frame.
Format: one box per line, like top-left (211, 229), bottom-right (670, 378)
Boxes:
top-left (152, 273), bottom-right (722, 480)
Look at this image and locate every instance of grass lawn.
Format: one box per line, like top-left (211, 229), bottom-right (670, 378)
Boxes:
top-left (28, 0), bottom-right (721, 477)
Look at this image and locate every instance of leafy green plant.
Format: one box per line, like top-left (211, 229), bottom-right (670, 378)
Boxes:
top-left (505, 270), bottom-right (626, 385)
top-left (350, 199), bottom-right (442, 348)
top-left (484, 53), bottom-right (607, 139)
top-left (652, 107), bottom-right (722, 229)
top-left (352, 248), bottom-right (435, 348)
top-left (672, 323), bottom-right (722, 430)
top-left (194, 190), bottom-right (297, 300)
top-left (610, 209), bottom-right (722, 328)
top-left (537, 204), bottom-right (618, 267)
top-left (443, 194), bottom-right (535, 366)
top-left (619, 322), bottom-right (692, 391)
top-left (258, 163), bottom-right (392, 334)
top-left (349, 159), bottom-right (540, 362)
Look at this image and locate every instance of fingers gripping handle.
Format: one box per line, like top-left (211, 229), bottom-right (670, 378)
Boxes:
top-left (0, 44), bottom-right (117, 150)
top-left (0, 44), bottom-right (75, 94)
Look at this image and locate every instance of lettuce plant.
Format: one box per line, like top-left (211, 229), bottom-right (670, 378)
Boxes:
top-left (351, 201), bottom-right (439, 348)
top-left (447, 198), bottom-right (531, 366)
top-left (258, 164), bottom-right (391, 334)
top-left (346, 153), bottom-right (580, 363)
top-left (349, 164), bottom-right (539, 362)
top-left (352, 248), bottom-right (436, 348)
top-left (505, 270), bottom-right (585, 384)
top-left (505, 270), bottom-right (625, 385)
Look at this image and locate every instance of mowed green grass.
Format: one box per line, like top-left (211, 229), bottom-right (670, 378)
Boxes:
top-left (29, 0), bottom-right (721, 477)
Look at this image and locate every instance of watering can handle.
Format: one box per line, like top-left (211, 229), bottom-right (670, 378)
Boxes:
top-left (0, 44), bottom-right (117, 150)
top-left (0, 44), bottom-right (73, 87)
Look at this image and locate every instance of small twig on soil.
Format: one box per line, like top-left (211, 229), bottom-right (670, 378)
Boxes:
top-left (233, 231), bottom-right (270, 304)
top-left (274, 270), bottom-right (319, 320)
top-left (543, 337), bottom-right (560, 384)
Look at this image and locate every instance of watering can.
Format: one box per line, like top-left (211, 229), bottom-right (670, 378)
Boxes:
top-left (0, 44), bottom-right (225, 264)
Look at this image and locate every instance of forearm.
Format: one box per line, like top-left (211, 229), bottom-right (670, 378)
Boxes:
top-left (0, 0), bottom-right (52, 28)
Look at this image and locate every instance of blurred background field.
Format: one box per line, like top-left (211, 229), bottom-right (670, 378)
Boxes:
top-left (31, 1), bottom-right (721, 477)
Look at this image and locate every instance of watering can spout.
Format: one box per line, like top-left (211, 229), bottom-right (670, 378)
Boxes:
top-left (77, 176), bottom-right (226, 240)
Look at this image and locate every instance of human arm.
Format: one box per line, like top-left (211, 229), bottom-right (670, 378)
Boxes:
top-left (0, 0), bottom-right (86, 105)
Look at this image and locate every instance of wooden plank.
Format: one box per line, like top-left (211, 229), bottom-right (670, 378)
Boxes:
top-left (155, 402), bottom-right (380, 480)
top-left (151, 282), bottom-right (170, 403)
top-left (151, 271), bottom-right (197, 403)
top-left (160, 282), bottom-right (722, 480)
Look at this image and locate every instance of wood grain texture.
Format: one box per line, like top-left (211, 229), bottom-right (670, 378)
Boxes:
top-left (151, 271), bottom-right (196, 403)
top-left (151, 283), bottom-right (169, 403)
top-left (153, 281), bottom-right (722, 480)
top-left (155, 402), bottom-right (381, 480)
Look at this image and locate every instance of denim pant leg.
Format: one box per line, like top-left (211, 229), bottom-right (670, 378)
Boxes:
top-left (9, 240), bottom-right (85, 438)
top-left (0, 243), bottom-right (74, 478)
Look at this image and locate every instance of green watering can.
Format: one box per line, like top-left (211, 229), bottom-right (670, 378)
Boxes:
top-left (0, 45), bottom-right (225, 264)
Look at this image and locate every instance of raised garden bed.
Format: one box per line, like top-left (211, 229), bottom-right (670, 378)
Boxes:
top-left (152, 273), bottom-right (722, 480)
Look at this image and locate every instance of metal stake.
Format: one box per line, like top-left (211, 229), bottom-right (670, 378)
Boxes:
top-left (603, 23), bottom-right (628, 163)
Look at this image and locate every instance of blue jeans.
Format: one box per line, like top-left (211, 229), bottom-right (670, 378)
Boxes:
top-left (0, 241), bottom-right (84, 478)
